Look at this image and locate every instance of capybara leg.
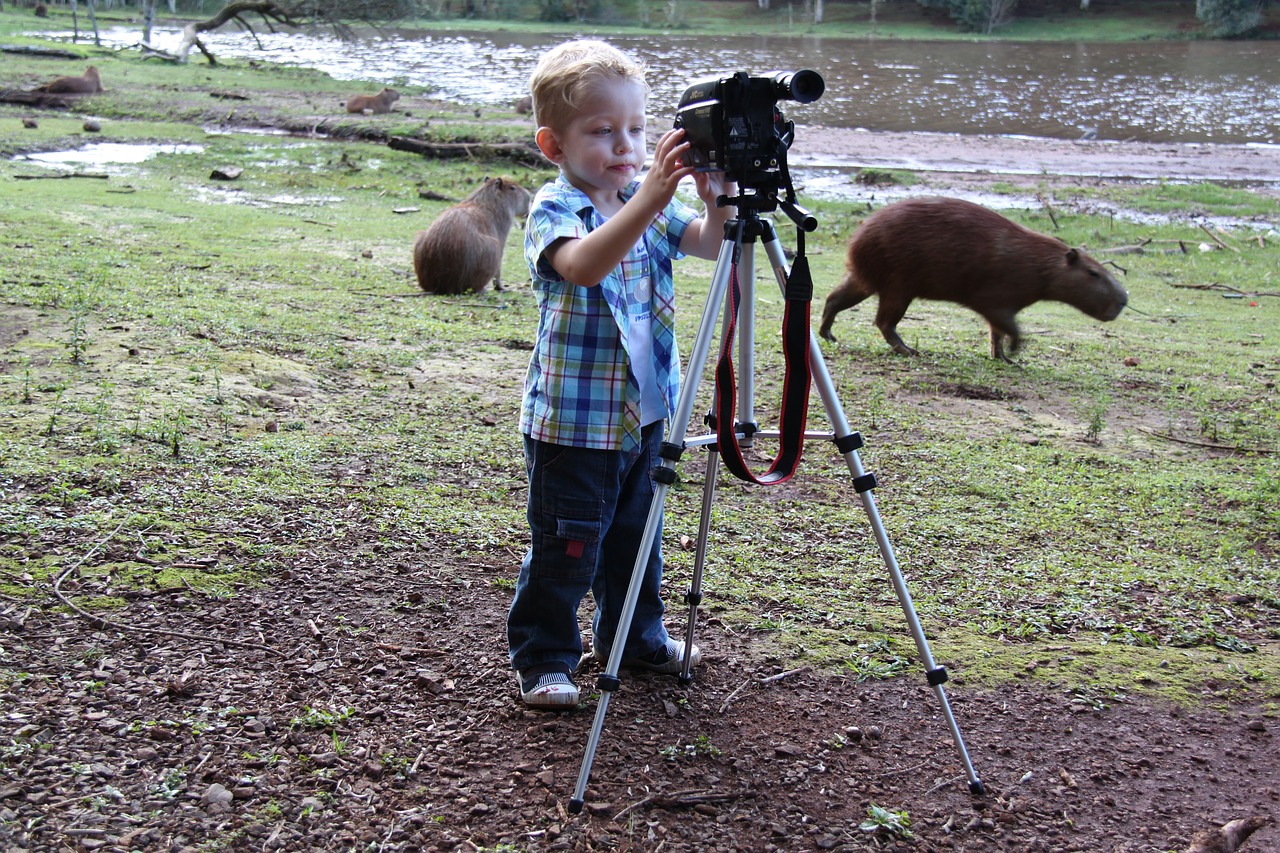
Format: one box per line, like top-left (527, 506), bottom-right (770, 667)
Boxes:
top-left (874, 295), bottom-right (918, 356)
top-left (818, 279), bottom-right (871, 342)
top-left (984, 313), bottom-right (1021, 363)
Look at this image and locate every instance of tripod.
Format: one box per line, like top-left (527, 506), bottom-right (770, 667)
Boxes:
top-left (568, 197), bottom-right (985, 813)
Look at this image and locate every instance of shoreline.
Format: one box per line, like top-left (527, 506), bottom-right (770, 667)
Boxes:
top-left (791, 126), bottom-right (1280, 189)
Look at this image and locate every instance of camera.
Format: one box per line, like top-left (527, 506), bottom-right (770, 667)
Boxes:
top-left (674, 70), bottom-right (824, 189)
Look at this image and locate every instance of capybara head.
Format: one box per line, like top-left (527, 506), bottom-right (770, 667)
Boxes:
top-left (468, 175), bottom-right (532, 221)
top-left (1058, 247), bottom-right (1127, 321)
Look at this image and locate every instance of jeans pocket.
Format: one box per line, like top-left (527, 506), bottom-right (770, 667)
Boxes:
top-left (540, 512), bottom-right (600, 581)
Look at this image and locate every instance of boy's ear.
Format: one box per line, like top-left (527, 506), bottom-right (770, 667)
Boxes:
top-left (535, 126), bottom-right (565, 164)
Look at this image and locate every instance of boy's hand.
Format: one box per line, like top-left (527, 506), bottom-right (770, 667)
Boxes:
top-left (634, 128), bottom-right (696, 211)
top-left (694, 171), bottom-right (735, 208)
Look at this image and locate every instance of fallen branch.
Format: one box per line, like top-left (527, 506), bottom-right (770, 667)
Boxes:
top-left (0, 89), bottom-right (76, 109)
top-left (1138, 427), bottom-right (1275, 455)
top-left (719, 667), bottom-right (810, 712)
top-left (1098, 238), bottom-right (1151, 255)
top-left (1, 44), bottom-right (83, 58)
top-left (1198, 223), bottom-right (1239, 253)
top-left (14, 172), bottom-right (109, 180)
top-left (387, 136), bottom-right (544, 167)
top-left (1168, 282), bottom-right (1279, 298)
top-left (1035, 193), bottom-right (1059, 230)
top-left (614, 788), bottom-right (755, 821)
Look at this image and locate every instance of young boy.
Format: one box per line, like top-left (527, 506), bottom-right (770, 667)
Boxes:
top-left (508, 39), bottom-right (735, 708)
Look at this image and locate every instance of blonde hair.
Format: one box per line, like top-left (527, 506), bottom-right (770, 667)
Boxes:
top-left (528, 39), bottom-right (648, 132)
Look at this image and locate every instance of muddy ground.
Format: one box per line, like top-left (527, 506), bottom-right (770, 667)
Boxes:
top-left (2, 96), bottom-right (1279, 852)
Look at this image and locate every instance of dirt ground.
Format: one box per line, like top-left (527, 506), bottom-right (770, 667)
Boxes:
top-left (2, 106), bottom-right (1279, 852)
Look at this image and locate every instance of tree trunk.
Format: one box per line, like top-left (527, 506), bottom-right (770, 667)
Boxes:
top-left (142, 0), bottom-right (157, 47)
top-left (175, 1), bottom-right (299, 64)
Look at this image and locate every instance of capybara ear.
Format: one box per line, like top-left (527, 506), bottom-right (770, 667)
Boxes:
top-left (1065, 248), bottom-right (1080, 265)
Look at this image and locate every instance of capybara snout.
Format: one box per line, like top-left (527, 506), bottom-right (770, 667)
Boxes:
top-left (819, 196), bottom-right (1126, 362)
top-left (412, 177), bottom-right (532, 295)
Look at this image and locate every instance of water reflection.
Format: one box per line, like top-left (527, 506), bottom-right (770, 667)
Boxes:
top-left (87, 26), bottom-right (1280, 145)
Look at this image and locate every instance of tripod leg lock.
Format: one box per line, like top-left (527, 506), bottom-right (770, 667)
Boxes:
top-left (925, 666), bottom-right (949, 687)
top-left (596, 673), bottom-right (621, 692)
top-left (684, 590), bottom-right (703, 606)
top-left (852, 473), bottom-right (878, 493)
top-left (834, 432), bottom-right (864, 453)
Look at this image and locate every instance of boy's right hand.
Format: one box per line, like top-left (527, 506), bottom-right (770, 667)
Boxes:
top-left (635, 128), bottom-right (696, 212)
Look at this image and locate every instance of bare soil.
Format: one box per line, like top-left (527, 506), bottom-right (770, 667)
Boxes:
top-left (2, 94), bottom-right (1279, 852)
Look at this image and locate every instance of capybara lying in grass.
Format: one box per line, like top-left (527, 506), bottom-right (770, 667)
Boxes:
top-left (36, 66), bottom-right (103, 95)
top-left (819, 196), bottom-right (1127, 361)
top-left (345, 88), bottom-right (400, 114)
top-left (412, 177), bottom-right (531, 295)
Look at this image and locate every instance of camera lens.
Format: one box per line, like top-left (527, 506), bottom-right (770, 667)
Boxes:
top-left (771, 69), bottom-right (824, 103)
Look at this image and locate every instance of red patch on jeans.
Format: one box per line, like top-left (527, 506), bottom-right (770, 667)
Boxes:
top-left (565, 540), bottom-right (585, 559)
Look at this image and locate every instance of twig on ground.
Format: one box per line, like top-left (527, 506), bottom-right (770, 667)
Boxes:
top-left (1198, 223), bottom-right (1239, 252)
top-left (614, 788), bottom-right (754, 821)
top-left (925, 774), bottom-right (967, 796)
top-left (52, 518), bottom-right (286, 658)
top-left (719, 667), bottom-right (810, 713)
top-left (1035, 193), bottom-right (1059, 230)
top-left (1138, 427), bottom-right (1275, 455)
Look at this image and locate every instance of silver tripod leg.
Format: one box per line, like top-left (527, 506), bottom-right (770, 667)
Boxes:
top-left (568, 232), bottom-right (741, 815)
top-left (756, 234), bottom-right (987, 796)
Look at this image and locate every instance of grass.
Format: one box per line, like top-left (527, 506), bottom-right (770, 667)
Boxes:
top-left (1, 16), bottom-right (1278, 713)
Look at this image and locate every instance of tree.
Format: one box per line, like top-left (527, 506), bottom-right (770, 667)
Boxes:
top-left (145, 0), bottom-right (418, 64)
top-left (1196, 0), bottom-right (1267, 36)
top-left (948, 0), bottom-right (1019, 32)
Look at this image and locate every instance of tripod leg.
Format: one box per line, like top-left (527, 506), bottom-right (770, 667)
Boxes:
top-left (758, 232), bottom-right (987, 797)
top-left (569, 231), bottom-right (741, 814)
top-left (679, 446), bottom-right (720, 684)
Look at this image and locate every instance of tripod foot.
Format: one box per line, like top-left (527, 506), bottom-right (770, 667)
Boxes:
top-left (969, 780), bottom-right (987, 797)
top-left (568, 797), bottom-right (584, 815)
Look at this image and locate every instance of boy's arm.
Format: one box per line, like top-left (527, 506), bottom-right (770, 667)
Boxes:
top-left (544, 130), bottom-right (695, 287)
top-left (677, 172), bottom-right (737, 261)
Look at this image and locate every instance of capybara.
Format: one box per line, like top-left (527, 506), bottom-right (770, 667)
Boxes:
top-left (412, 176), bottom-right (531, 294)
top-left (819, 196), bottom-right (1127, 362)
top-left (34, 4), bottom-right (49, 17)
top-left (35, 66), bottom-right (104, 95)
top-left (345, 87), bottom-right (400, 114)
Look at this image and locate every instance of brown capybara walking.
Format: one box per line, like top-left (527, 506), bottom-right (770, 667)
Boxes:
top-left (35, 66), bottom-right (104, 95)
top-left (819, 196), bottom-right (1127, 362)
top-left (412, 177), bottom-right (531, 295)
top-left (345, 88), bottom-right (400, 114)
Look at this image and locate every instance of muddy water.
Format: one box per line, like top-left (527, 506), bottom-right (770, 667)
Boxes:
top-left (92, 25), bottom-right (1280, 145)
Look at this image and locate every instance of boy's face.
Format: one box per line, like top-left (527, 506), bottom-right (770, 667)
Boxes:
top-left (536, 77), bottom-right (648, 208)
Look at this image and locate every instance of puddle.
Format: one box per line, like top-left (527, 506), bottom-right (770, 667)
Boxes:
top-left (18, 141), bottom-right (204, 169)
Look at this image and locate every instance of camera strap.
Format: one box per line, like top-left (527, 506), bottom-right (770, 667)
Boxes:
top-left (712, 231), bottom-right (813, 485)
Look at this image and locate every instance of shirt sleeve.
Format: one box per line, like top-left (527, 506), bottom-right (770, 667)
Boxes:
top-left (659, 195), bottom-right (700, 262)
top-left (525, 191), bottom-right (589, 284)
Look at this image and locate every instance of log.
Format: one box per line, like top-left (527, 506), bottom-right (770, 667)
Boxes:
top-left (0, 89), bottom-right (74, 109)
top-left (1, 44), bottom-right (82, 58)
top-left (387, 136), bottom-right (544, 167)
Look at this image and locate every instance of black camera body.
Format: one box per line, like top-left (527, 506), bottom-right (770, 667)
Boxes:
top-left (674, 70), bottom-right (824, 190)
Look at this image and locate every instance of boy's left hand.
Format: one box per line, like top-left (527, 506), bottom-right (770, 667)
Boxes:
top-left (694, 171), bottom-right (735, 208)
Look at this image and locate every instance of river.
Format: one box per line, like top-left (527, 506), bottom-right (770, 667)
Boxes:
top-left (89, 25), bottom-right (1280, 147)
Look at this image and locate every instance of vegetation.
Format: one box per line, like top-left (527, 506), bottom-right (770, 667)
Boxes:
top-left (0, 11), bottom-right (1277, 715)
top-left (15, 0), bottom-right (1279, 43)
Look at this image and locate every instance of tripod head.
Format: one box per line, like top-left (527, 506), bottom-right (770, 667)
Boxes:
top-left (719, 184), bottom-right (818, 233)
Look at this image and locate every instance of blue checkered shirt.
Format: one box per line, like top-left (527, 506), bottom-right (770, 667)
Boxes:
top-left (521, 174), bottom-right (698, 452)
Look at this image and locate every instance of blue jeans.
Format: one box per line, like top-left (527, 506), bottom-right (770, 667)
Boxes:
top-left (507, 423), bottom-right (670, 673)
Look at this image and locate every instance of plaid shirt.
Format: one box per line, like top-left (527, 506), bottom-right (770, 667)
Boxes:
top-left (521, 175), bottom-right (698, 452)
